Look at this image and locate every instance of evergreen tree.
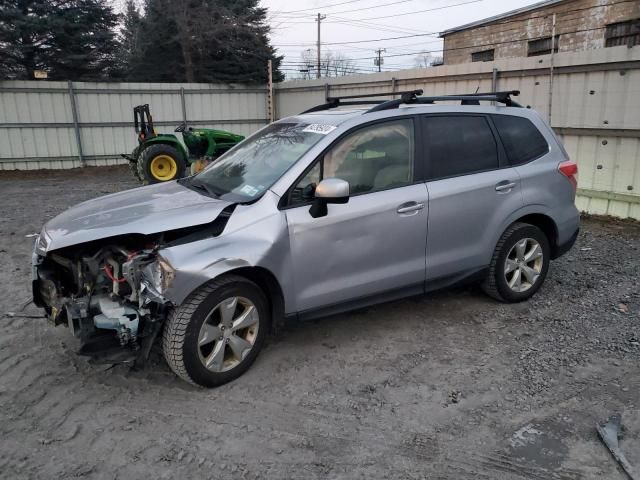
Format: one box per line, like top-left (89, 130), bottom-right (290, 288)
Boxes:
top-left (114, 0), bottom-right (143, 80)
top-left (0, 0), bottom-right (54, 79)
top-left (127, 0), bottom-right (183, 82)
top-left (129, 0), bottom-right (282, 83)
top-left (47, 0), bottom-right (120, 80)
top-left (0, 0), bottom-right (119, 80)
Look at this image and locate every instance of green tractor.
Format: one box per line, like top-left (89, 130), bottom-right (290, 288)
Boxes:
top-left (122, 104), bottom-right (245, 184)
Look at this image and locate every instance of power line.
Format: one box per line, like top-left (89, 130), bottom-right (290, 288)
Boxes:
top-left (272, 0), bottom-right (366, 15)
top-left (273, 0), bottom-right (638, 76)
top-left (330, 0), bottom-right (482, 22)
top-left (270, 0), bottom-right (419, 19)
top-left (324, 19), bottom-right (431, 36)
top-left (329, 16), bottom-right (429, 35)
top-left (273, 32), bottom-right (438, 47)
top-left (346, 25), bottom-right (610, 61)
top-left (273, 0), bottom-right (482, 23)
top-left (311, 0), bottom-right (419, 16)
top-left (274, 0), bottom-right (635, 50)
top-left (271, 0), bottom-right (636, 46)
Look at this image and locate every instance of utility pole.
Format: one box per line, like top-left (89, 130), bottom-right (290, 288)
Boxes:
top-left (316, 13), bottom-right (326, 79)
top-left (267, 59), bottom-right (275, 122)
top-left (548, 13), bottom-right (556, 124)
top-left (375, 48), bottom-right (386, 72)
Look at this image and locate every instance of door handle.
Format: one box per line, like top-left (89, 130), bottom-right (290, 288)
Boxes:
top-left (495, 181), bottom-right (516, 192)
top-left (397, 202), bottom-right (425, 214)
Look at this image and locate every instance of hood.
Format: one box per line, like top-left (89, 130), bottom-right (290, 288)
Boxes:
top-left (44, 181), bottom-right (232, 251)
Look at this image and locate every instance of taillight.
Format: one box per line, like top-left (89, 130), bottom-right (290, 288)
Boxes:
top-left (558, 160), bottom-right (578, 190)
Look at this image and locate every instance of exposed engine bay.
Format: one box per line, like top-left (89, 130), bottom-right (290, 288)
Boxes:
top-left (32, 233), bottom-right (176, 363)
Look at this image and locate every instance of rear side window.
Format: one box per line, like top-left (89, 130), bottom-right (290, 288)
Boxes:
top-left (493, 115), bottom-right (549, 165)
top-left (423, 116), bottom-right (498, 180)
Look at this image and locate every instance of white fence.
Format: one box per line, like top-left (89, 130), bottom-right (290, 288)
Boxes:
top-left (0, 81), bottom-right (268, 170)
top-left (1, 46), bottom-right (639, 219)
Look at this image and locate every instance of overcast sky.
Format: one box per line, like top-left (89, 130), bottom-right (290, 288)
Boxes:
top-left (261, 0), bottom-right (542, 77)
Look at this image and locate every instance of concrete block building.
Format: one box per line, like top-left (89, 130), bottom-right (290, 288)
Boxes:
top-left (440, 0), bottom-right (640, 65)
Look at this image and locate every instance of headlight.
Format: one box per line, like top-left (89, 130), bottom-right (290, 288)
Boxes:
top-left (147, 257), bottom-right (176, 294)
top-left (35, 227), bottom-right (51, 254)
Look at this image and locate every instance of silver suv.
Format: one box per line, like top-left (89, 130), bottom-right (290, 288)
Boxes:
top-left (32, 90), bottom-right (579, 387)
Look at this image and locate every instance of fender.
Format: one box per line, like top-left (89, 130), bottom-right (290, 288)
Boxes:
top-left (139, 135), bottom-right (189, 162)
top-left (488, 203), bottom-right (558, 262)
top-left (158, 191), bottom-right (296, 311)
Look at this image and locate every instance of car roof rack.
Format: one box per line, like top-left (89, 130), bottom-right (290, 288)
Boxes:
top-left (367, 90), bottom-right (522, 112)
top-left (301, 89), bottom-right (424, 114)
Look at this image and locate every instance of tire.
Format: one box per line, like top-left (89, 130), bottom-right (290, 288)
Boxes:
top-left (137, 144), bottom-right (186, 185)
top-left (482, 222), bottom-right (550, 303)
top-left (162, 275), bottom-right (269, 387)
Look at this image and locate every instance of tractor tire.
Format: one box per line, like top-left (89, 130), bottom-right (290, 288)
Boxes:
top-left (137, 144), bottom-right (186, 185)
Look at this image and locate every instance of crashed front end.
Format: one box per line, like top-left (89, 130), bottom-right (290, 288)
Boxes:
top-left (32, 229), bottom-right (175, 363)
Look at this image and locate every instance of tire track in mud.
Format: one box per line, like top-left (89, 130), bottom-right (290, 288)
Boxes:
top-left (448, 452), bottom-right (584, 480)
top-left (0, 348), bottom-right (41, 379)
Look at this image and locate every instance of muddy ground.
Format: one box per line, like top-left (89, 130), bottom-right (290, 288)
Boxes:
top-left (0, 166), bottom-right (638, 480)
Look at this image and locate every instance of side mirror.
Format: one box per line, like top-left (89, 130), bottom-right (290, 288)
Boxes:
top-left (309, 178), bottom-right (349, 218)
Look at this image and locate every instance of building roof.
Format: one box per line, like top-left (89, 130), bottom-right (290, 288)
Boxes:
top-left (439, 0), bottom-right (568, 37)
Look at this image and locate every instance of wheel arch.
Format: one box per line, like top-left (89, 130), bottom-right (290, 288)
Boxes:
top-left (215, 266), bottom-right (285, 333)
top-left (513, 213), bottom-right (559, 257)
top-left (140, 138), bottom-right (188, 161)
top-left (492, 206), bottom-right (561, 263)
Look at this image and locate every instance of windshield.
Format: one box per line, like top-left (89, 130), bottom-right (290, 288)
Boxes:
top-left (188, 122), bottom-right (331, 202)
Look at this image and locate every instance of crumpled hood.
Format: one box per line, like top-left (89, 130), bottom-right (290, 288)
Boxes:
top-left (43, 181), bottom-right (232, 251)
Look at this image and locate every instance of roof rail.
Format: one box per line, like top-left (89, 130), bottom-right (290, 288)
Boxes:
top-left (301, 89), bottom-right (423, 114)
top-left (366, 90), bottom-right (522, 112)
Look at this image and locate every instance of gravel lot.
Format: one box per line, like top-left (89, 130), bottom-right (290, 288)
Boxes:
top-left (0, 166), bottom-right (639, 480)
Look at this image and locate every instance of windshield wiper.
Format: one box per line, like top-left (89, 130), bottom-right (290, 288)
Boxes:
top-left (184, 178), bottom-right (219, 198)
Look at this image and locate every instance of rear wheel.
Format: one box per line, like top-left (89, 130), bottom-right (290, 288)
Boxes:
top-left (482, 222), bottom-right (550, 302)
top-left (162, 275), bottom-right (269, 387)
top-left (138, 144), bottom-right (186, 185)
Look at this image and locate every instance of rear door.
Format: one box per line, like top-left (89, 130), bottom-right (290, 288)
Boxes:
top-left (421, 114), bottom-right (524, 281)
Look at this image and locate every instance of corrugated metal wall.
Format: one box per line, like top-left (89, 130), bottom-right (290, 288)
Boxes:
top-left (1, 47), bottom-right (639, 219)
top-left (0, 81), bottom-right (268, 170)
top-left (275, 46), bottom-right (640, 219)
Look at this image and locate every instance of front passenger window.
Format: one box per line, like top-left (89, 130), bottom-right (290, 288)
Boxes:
top-left (324, 119), bottom-right (414, 194)
top-left (289, 119), bottom-right (415, 206)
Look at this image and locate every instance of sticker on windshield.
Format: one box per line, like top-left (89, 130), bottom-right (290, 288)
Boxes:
top-left (240, 184), bottom-right (260, 197)
top-left (303, 124), bottom-right (337, 135)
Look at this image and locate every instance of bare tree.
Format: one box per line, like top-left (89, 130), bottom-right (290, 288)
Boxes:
top-left (328, 51), bottom-right (356, 77)
top-left (319, 50), bottom-right (357, 77)
top-left (291, 49), bottom-right (356, 79)
top-left (297, 49), bottom-right (315, 79)
top-left (414, 52), bottom-right (442, 69)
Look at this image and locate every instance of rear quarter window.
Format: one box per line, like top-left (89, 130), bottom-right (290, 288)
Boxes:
top-left (492, 115), bottom-right (549, 166)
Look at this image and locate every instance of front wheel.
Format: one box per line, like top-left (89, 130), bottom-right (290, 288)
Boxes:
top-left (482, 222), bottom-right (550, 302)
top-left (138, 144), bottom-right (186, 185)
top-left (162, 275), bottom-right (269, 387)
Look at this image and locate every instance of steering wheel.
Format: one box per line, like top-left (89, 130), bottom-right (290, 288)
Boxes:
top-left (174, 123), bottom-right (186, 133)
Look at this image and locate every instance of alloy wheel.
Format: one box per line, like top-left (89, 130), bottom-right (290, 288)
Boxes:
top-left (504, 238), bottom-right (544, 293)
top-left (197, 297), bottom-right (259, 372)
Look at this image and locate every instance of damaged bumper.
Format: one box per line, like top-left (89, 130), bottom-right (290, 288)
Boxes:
top-left (31, 233), bottom-right (174, 354)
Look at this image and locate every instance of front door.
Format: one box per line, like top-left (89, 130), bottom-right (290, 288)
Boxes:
top-left (283, 118), bottom-right (429, 313)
